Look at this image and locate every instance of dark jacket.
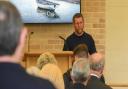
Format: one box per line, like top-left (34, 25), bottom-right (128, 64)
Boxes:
top-left (87, 76), bottom-right (112, 89)
top-left (0, 63), bottom-right (55, 89)
top-left (70, 83), bottom-right (87, 89)
top-left (63, 68), bottom-right (73, 89)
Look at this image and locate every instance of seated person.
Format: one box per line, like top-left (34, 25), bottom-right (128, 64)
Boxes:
top-left (36, 52), bottom-right (58, 70)
top-left (63, 44), bottom-right (105, 89)
top-left (73, 44), bottom-right (89, 61)
top-left (0, 1), bottom-right (55, 89)
top-left (87, 53), bottom-right (112, 89)
top-left (27, 52), bottom-right (64, 89)
top-left (63, 44), bottom-right (89, 89)
top-left (70, 59), bottom-right (90, 89)
top-left (90, 53), bottom-right (105, 84)
top-left (26, 52), bottom-right (57, 76)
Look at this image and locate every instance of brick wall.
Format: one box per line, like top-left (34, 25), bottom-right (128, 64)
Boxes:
top-left (25, 0), bottom-right (105, 54)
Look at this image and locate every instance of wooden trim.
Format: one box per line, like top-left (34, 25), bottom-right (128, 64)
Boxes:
top-left (24, 51), bottom-right (73, 57)
top-left (109, 84), bottom-right (128, 87)
top-left (23, 51), bottom-right (73, 68)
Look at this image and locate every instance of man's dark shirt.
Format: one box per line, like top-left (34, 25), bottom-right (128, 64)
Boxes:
top-left (63, 32), bottom-right (96, 55)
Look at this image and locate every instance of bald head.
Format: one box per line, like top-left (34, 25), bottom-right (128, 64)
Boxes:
top-left (90, 53), bottom-right (105, 71)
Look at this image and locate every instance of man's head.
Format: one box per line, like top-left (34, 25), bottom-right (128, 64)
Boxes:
top-left (73, 13), bottom-right (84, 36)
top-left (90, 53), bottom-right (105, 76)
top-left (73, 44), bottom-right (89, 61)
top-left (0, 1), bottom-right (27, 62)
top-left (71, 59), bottom-right (90, 84)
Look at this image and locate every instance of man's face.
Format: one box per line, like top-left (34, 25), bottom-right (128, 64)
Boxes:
top-left (73, 17), bottom-right (84, 35)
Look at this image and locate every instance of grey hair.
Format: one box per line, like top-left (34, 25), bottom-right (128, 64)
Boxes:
top-left (36, 52), bottom-right (57, 70)
top-left (0, 1), bottom-right (23, 55)
top-left (71, 58), bottom-right (90, 82)
top-left (90, 58), bottom-right (105, 71)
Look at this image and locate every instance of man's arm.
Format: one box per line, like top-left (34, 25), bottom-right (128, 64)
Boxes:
top-left (88, 36), bottom-right (97, 55)
top-left (63, 40), bottom-right (69, 51)
top-left (63, 38), bottom-right (70, 51)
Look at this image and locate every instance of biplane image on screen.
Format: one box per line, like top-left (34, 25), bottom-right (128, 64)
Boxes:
top-left (10, 0), bottom-right (80, 23)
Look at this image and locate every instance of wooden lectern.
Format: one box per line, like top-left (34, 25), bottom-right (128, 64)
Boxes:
top-left (22, 51), bottom-right (73, 73)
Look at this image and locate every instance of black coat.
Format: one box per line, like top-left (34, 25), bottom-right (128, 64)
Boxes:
top-left (70, 83), bottom-right (87, 89)
top-left (87, 76), bottom-right (112, 89)
top-left (0, 63), bottom-right (55, 89)
top-left (63, 68), bottom-right (73, 89)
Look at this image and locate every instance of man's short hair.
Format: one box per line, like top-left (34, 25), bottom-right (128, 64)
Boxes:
top-left (71, 59), bottom-right (90, 83)
top-left (73, 44), bottom-right (89, 58)
top-left (72, 13), bottom-right (84, 23)
top-left (0, 1), bottom-right (23, 56)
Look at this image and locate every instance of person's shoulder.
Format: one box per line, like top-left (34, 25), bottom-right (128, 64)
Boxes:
top-left (87, 76), bottom-right (101, 86)
top-left (83, 32), bottom-right (92, 37)
top-left (28, 74), bottom-right (55, 89)
top-left (83, 32), bottom-right (95, 41)
top-left (63, 68), bottom-right (71, 76)
top-left (39, 78), bottom-right (55, 89)
top-left (87, 76), bottom-right (112, 89)
top-left (40, 63), bottom-right (62, 76)
top-left (73, 83), bottom-right (86, 89)
top-left (105, 84), bottom-right (113, 89)
top-left (101, 84), bottom-right (112, 89)
top-left (66, 33), bottom-right (75, 40)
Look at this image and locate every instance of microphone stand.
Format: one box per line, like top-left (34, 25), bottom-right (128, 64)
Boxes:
top-left (58, 36), bottom-right (69, 50)
top-left (28, 32), bottom-right (34, 53)
top-left (58, 36), bottom-right (66, 41)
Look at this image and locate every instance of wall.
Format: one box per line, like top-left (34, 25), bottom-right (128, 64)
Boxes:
top-left (105, 0), bottom-right (128, 87)
top-left (25, 0), bottom-right (105, 54)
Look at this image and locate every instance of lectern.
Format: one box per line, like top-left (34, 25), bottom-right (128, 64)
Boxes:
top-left (22, 51), bottom-right (73, 73)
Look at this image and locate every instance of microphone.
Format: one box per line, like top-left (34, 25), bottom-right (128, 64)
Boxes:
top-left (58, 36), bottom-right (69, 50)
top-left (28, 32), bottom-right (34, 52)
top-left (58, 36), bottom-right (66, 41)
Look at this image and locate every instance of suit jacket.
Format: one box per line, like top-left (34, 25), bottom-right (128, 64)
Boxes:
top-left (0, 63), bottom-right (55, 89)
top-left (100, 75), bottom-right (105, 84)
top-left (70, 83), bottom-right (87, 89)
top-left (63, 68), bottom-right (73, 89)
top-left (87, 76), bottom-right (112, 89)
